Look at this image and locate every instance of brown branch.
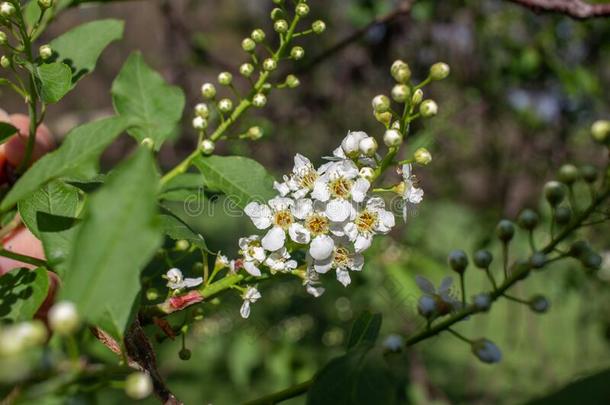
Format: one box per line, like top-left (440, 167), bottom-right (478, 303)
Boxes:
top-left (506, 0), bottom-right (610, 19)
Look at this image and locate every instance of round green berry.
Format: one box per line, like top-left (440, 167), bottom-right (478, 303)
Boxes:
top-left (496, 220), bottom-right (515, 242)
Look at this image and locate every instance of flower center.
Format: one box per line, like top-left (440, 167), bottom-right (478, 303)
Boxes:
top-left (355, 210), bottom-right (378, 233)
top-left (329, 177), bottom-right (353, 199)
top-left (333, 247), bottom-right (351, 268)
top-left (274, 210), bottom-right (293, 229)
top-left (298, 168), bottom-right (318, 189)
top-left (305, 214), bottom-right (329, 236)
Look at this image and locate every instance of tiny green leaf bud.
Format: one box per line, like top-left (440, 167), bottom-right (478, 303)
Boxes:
top-left (270, 8), bottom-right (285, 21)
top-left (554, 206), bottom-right (572, 225)
top-left (372, 95), bottom-right (390, 113)
top-left (263, 58), bottom-right (277, 72)
top-left (125, 372), bottom-right (153, 400)
top-left (429, 62), bottom-right (450, 80)
top-left (145, 288), bottom-right (159, 301)
top-left (239, 62), bottom-right (254, 77)
top-left (0, 2), bottom-right (16, 18)
top-left (374, 111), bottom-right (392, 126)
top-left (581, 251), bottom-right (602, 270)
top-left (295, 3), bottom-right (310, 17)
top-left (411, 89), bottom-right (424, 105)
top-left (420, 99), bottom-right (438, 117)
top-left (192, 116), bottom-right (208, 130)
top-left (218, 98), bottom-right (233, 113)
top-left (201, 139), bottom-right (215, 155)
top-left (48, 301), bottom-right (80, 336)
top-left (251, 29), bottom-right (266, 43)
top-left (312, 20), bottom-right (326, 34)
top-left (543, 181), bottom-right (565, 206)
top-left (558, 164), bottom-right (579, 185)
top-left (286, 74), bottom-right (300, 88)
top-left (591, 120), bottom-right (610, 144)
top-left (448, 249), bottom-right (468, 274)
top-left (179, 348), bottom-right (192, 360)
top-left (0, 31), bottom-right (7, 45)
top-left (517, 209), bottom-right (539, 230)
top-left (391, 84), bottom-right (410, 103)
top-left (473, 250), bottom-right (493, 269)
top-left (218, 71), bottom-right (233, 86)
top-left (201, 83), bottom-right (216, 99)
top-left (274, 19), bottom-right (289, 33)
top-left (359, 137), bottom-right (378, 156)
top-left (290, 46), bottom-right (305, 60)
top-left (38, 0), bottom-right (53, 9)
top-left (0, 55), bottom-right (9, 68)
top-left (247, 126), bottom-right (263, 140)
top-left (496, 219), bottom-right (515, 242)
top-left (242, 38), bottom-right (256, 52)
top-left (580, 165), bottom-right (598, 183)
top-left (252, 93), bottom-right (267, 108)
top-left (140, 137), bottom-right (155, 150)
top-left (383, 129), bottom-right (403, 147)
top-left (529, 295), bottom-right (550, 314)
top-left (530, 252), bottom-right (547, 269)
top-left (414, 147), bottom-right (432, 165)
top-left (195, 103), bottom-right (209, 118)
top-left (359, 167), bottom-right (375, 181)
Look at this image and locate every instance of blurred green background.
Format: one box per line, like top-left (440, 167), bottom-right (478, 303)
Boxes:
top-left (3, 0), bottom-right (610, 403)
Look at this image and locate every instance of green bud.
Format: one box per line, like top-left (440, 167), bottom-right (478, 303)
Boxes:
top-left (38, 0), bottom-right (53, 9)
top-left (448, 250), bottom-right (468, 273)
top-left (241, 38), bottom-right (256, 52)
top-left (554, 206), bottom-right (572, 225)
top-left (530, 252), bottom-right (546, 269)
top-left (383, 129), bottom-right (403, 147)
top-left (48, 301), bottom-right (80, 336)
top-left (0, 31), bottom-right (7, 45)
top-left (251, 29), bottom-right (266, 43)
top-left (0, 55), bottom-right (9, 68)
top-left (239, 62), bottom-right (254, 77)
top-left (529, 295), bottom-right (550, 313)
top-left (580, 165), bottom-right (598, 183)
top-left (544, 181), bottom-right (565, 206)
top-left (496, 219), bottom-right (515, 242)
top-left (375, 111), bottom-right (392, 126)
top-left (558, 164), bottom-right (579, 185)
top-left (125, 373), bottom-right (153, 400)
top-left (252, 93), bottom-right (267, 108)
top-left (274, 19), bottom-right (289, 33)
top-left (263, 58), bottom-right (277, 71)
top-left (179, 348), bottom-right (192, 361)
top-left (295, 3), bottom-right (310, 17)
top-left (569, 240), bottom-right (590, 258)
top-left (270, 8), bottom-right (285, 21)
top-left (175, 239), bottom-right (190, 251)
top-left (0, 2), bottom-right (16, 18)
top-left (261, 83), bottom-right (272, 93)
top-left (414, 147), bottom-right (432, 165)
top-left (429, 62), bottom-right (450, 80)
top-left (218, 98), bottom-right (233, 113)
top-left (372, 95), bottom-right (390, 113)
top-left (192, 116), bottom-right (208, 130)
top-left (359, 137), bottom-right (378, 157)
top-left (201, 83), bottom-right (216, 99)
top-left (581, 251), bottom-right (602, 270)
top-left (391, 60), bottom-right (408, 75)
top-left (312, 20), bottom-right (326, 34)
top-left (290, 46), bottom-right (305, 60)
top-left (411, 89), bottom-right (423, 105)
top-left (247, 126), bottom-right (263, 140)
top-left (272, 0), bottom-right (284, 5)
top-left (145, 288), bottom-right (159, 301)
top-left (420, 99), bottom-right (438, 117)
top-left (517, 209), bottom-right (539, 230)
top-left (591, 120), bottom-right (610, 144)
top-left (140, 137), bottom-right (155, 150)
top-left (194, 103), bottom-right (209, 118)
top-left (473, 250), bottom-right (493, 269)
top-left (391, 84), bottom-right (410, 103)
top-left (285, 74), bottom-right (300, 88)
top-left (201, 139), bottom-right (215, 155)
top-left (218, 71), bottom-right (232, 86)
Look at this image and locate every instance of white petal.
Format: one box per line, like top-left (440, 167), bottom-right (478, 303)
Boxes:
top-left (309, 235), bottom-right (335, 260)
top-left (439, 276), bottom-right (454, 293)
top-left (376, 210), bottom-right (395, 233)
top-left (183, 277), bottom-right (203, 288)
top-left (268, 196), bottom-right (293, 211)
top-left (243, 261), bottom-right (262, 277)
top-left (351, 253), bottom-right (364, 271)
top-left (353, 234), bottom-right (372, 252)
top-left (244, 202), bottom-right (273, 229)
top-left (294, 153), bottom-right (311, 170)
top-left (408, 187), bottom-right (424, 204)
top-left (274, 181), bottom-right (290, 196)
top-left (262, 226), bottom-right (286, 251)
top-left (401, 164), bottom-right (412, 179)
top-left (311, 180), bottom-right (330, 201)
top-left (351, 178), bottom-right (370, 202)
top-left (326, 199), bottom-right (351, 222)
top-left (240, 301), bottom-right (251, 318)
top-left (289, 222), bottom-right (311, 245)
top-left (415, 275), bottom-right (435, 294)
top-left (331, 146), bottom-right (346, 159)
top-left (292, 198), bottom-right (313, 219)
top-left (314, 258), bottom-right (333, 274)
top-left (336, 269), bottom-right (351, 286)
top-left (306, 284), bottom-right (325, 297)
top-left (166, 268), bottom-right (183, 283)
top-left (343, 222), bottom-right (358, 241)
top-left (252, 246), bottom-right (266, 262)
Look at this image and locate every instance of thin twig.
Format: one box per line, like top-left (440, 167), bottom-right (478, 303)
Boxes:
top-left (506, 0), bottom-right (610, 19)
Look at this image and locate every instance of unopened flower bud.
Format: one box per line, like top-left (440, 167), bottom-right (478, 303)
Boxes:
top-left (242, 38), bottom-right (256, 52)
top-left (341, 131), bottom-right (368, 157)
top-left (48, 301), bottom-right (80, 336)
top-left (263, 58), bottom-right (277, 72)
top-left (471, 339), bottom-right (502, 364)
top-left (251, 29), bottom-right (266, 43)
top-left (125, 372), bottom-right (153, 400)
top-left (383, 129), bottom-right (402, 147)
top-left (252, 93), bottom-right (267, 108)
top-left (554, 206), bottom-right (572, 225)
top-left (175, 239), bottom-right (190, 251)
top-left (473, 250), bottom-right (493, 269)
top-left (391, 121), bottom-right (401, 129)
top-left (274, 19), bottom-right (288, 33)
top-left (295, 3), bottom-right (310, 17)
top-left (145, 287), bottom-right (159, 301)
top-left (496, 219), bottom-right (515, 242)
top-left (372, 95), bottom-right (390, 113)
top-left (558, 164), bottom-right (579, 185)
top-left (192, 116), bottom-right (208, 130)
top-left (544, 181), bottom-right (565, 206)
top-left (200, 139), bottom-right (215, 155)
top-left (290, 46), bottom-right (305, 60)
top-left (448, 250), bottom-right (468, 273)
top-left (201, 83), bottom-right (216, 99)
top-left (420, 99), bottom-right (438, 117)
top-left (417, 295), bottom-right (437, 318)
top-left (0, 31), bottom-right (7, 45)
top-left (473, 293), bottom-right (491, 311)
top-left (286, 74), bottom-right (300, 88)
top-left (247, 126), bottom-right (263, 140)
top-left (312, 20), bottom-right (326, 34)
top-left (194, 103), bottom-right (209, 118)
top-left (359, 167), bottom-right (375, 181)
top-left (393, 66), bottom-right (411, 84)
top-left (517, 209), bottom-right (539, 230)
top-left (429, 62), bottom-right (450, 80)
top-left (411, 89), bottom-right (423, 105)
top-left (391, 84), bottom-right (410, 103)
top-left (581, 165), bottom-right (598, 183)
top-left (529, 295), bottom-right (550, 313)
top-left (272, 0), bottom-right (284, 5)
top-left (179, 348), bottom-right (192, 360)
top-left (140, 137), bottom-right (155, 150)
top-left (270, 8), bottom-right (284, 21)
top-left (374, 111), bottom-right (392, 126)
top-left (38, 0), bottom-right (53, 9)
top-left (569, 240), bottom-right (590, 258)
top-left (359, 137), bottom-right (378, 156)
top-left (0, 2), bottom-right (16, 18)
top-left (218, 98), bottom-right (233, 113)
top-left (591, 120), bottom-right (610, 143)
top-left (218, 71), bottom-right (232, 86)
top-left (581, 251), bottom-right (602, 270)
top-left (414, 147), bottom-right (432, 165)
top-left (0, 55), bottom-right (9, 68)
top-left (530, 252), bottom-right (547, 269)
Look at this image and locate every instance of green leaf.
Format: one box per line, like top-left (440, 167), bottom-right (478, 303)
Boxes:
top-left (159, 173), bottom-right (204, 202)
top-left (36, 62), bottom-right (72, 103)
top-left (0, 122), bottom-right (17, 145)
top-left (159, 207), bottom-right (209, 252)
top-left (38, 213), bottom-right (80, 277)
top-left (0, 268), bottom-right (49, 322)
top-left (61, 149), bottom-right (161, 339)
top-left (193, 155), bottom-right (276, 209)
top-left (1, 116), bottom-right (128, 212)
top-left (346, 311), bottom-right (383, 350)
top-left (50, 19), bottom-right (124, 84)
top-left (111, 52), bottom-right (185, 148)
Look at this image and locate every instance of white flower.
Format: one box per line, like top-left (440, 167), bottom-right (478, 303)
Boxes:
top-left (273, 154), bottom-right (324, 199)
top-left (165, 268), bottom-right (203, 290)
top-left (340, 131), bottom-right (369, 157)
top-left (471, 339), bottom-right (502, 364)
top-left (245, 197), bottom-right (305, 251)
top-left (311, 242), bottom-right (364, 287)
top-left (400, 164), bottom-right (424, 222)
top-left (344, 197), bottom-right (395, 253)
top-left (240, 286), bottom-right (262, 319)
top-left (303, 268), bottom-right (325, 297)
top-left (216, 253), bottom-right (230, 269)
top-left (415, 275), bottom-right (460, 317)
top-left (238, 235), bottom-right (266, 276)
top-left (264, 247), bottom-right (298, 274)
top-left (291, 198), bottom-right (337, 260)
top-left (311, 159), bottom-right (370, 222)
